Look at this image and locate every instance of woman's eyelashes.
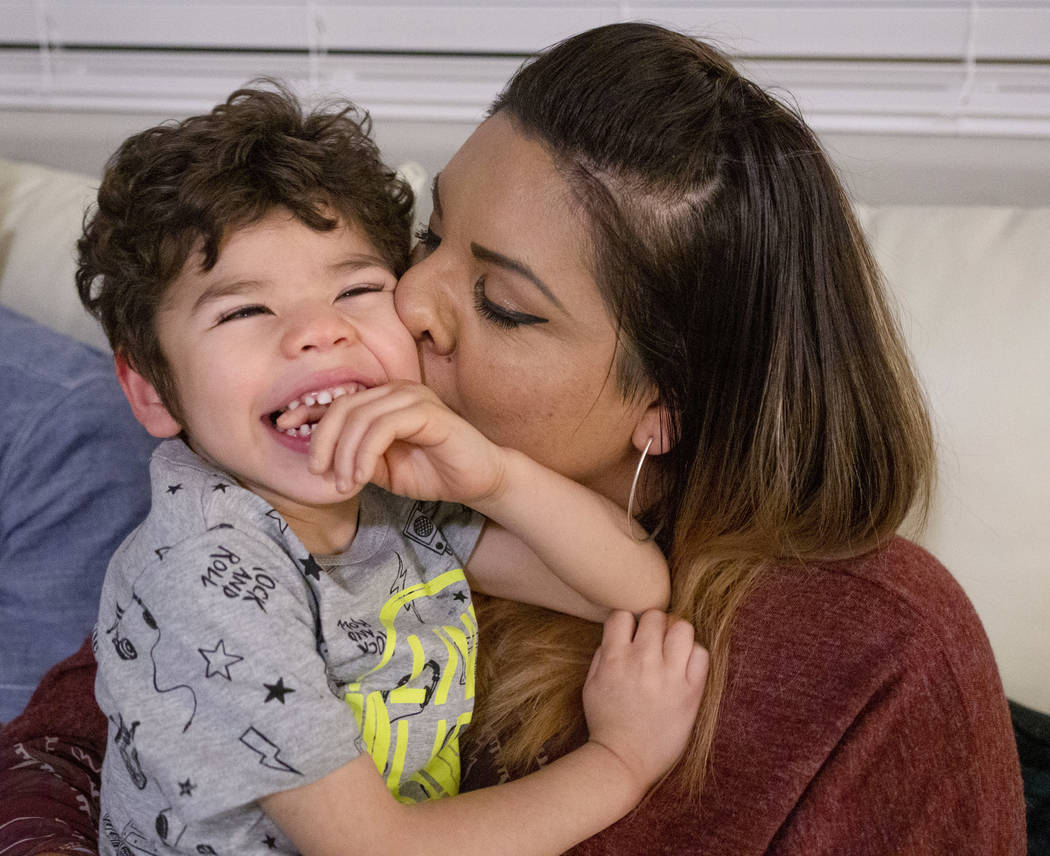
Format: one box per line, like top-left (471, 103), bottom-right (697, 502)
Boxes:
top-left (414, 224), bottom-right (441, 254)
top-left (473, 277), bottom-right (548, 329)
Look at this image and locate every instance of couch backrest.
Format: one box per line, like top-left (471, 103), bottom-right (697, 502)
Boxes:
top-left (2, 156), bottom-right (1048, 714)
top-left (855, 204), bottom-right (1050, 714)
top-left (0, 158), bottom-right (107, 349)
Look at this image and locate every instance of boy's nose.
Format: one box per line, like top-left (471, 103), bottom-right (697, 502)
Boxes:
top-left (395, 264), bottom-right (457, 356)
top-left (281, 309), bottom-right (357, 356)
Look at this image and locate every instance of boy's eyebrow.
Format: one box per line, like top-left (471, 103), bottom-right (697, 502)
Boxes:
top-left (191, 279), bottom-right (261, 313)
top-left (328, 254), bottom-right (392, 275)
top-left (433, 173), bottom-right (563, 311)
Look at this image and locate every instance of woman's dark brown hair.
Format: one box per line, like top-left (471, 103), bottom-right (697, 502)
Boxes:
top-left (471, 22), bottom-right (934, 802)
top-left (76, 81), bottom-right (413, 420)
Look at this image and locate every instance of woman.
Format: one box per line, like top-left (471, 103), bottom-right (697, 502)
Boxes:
top-left (1, 22), bottom-right (1025, 855)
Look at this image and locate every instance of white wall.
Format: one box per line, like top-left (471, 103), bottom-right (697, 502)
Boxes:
top-left (2, 106), bottom-right (1047, 214)
top-left (2, 3), bottom-right (1048, 207)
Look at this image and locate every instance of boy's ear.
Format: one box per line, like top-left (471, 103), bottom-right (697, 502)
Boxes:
top-left (114, 352), bottom-right (182, 438)
top-left (632, 399), bottom-right (674, 456)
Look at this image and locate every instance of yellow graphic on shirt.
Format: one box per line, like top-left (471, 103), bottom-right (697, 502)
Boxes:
top-left (344, 567), bottom-right (477, 803)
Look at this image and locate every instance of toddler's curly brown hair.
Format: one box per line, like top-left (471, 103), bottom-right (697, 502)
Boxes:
top-left (76, 80), bottom-right (414, 419)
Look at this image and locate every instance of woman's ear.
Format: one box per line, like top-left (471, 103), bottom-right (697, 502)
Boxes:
top-left (114, 352), bottom-right (182, 438)
top-left (632, 400), bottom-right (673, 456)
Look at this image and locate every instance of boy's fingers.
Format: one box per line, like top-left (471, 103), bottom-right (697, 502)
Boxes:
top-left (687, 643), bottom-right (710, 689)
top-left (631, 608), bottom-right (669, 647)
top-left (351, 406), bottom-right (424, 484)
top-left (601, 610), bottom-right (638, 648)
top-left (586, 645), bottom-right (603, 682)
top-left (312, 387), bottom-right (420, 485)
top-left (661, 618), bottom-right (696, 662)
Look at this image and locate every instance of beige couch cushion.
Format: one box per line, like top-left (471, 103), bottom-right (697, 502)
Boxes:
top-left (857, 204), bottom-right (1050, 714)
top-left (0, 158), bottom-right (106, 349)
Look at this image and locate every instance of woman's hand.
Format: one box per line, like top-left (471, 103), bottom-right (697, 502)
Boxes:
top-left (303, 380), bottom-right (509, 503)
top-left (582, 610), bottom-right (709, 793)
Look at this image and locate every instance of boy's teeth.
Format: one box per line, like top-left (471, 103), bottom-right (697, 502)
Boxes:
top-left (282, 385), bottom-right (355, 413)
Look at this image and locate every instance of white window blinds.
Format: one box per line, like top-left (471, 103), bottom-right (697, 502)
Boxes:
top-left (2, 1), bottom-right (1049, 136)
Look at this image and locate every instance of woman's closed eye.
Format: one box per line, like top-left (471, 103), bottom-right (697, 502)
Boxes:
top-left (473, 277), bottom-right (548, 329)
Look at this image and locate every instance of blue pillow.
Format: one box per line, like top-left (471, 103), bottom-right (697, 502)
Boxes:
top-left (0, 307), bottom-right (158, 723)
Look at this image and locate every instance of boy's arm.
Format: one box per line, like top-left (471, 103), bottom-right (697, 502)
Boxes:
top-left (463, 448), bottom-right (668, 620)
top-left (303, 381), bottom-right (669, 620)
top-left (262, 611), bottom-right (708, 856)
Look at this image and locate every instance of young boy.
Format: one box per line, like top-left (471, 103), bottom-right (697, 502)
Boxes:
top-left (77, 84), bottom-right (707, 855)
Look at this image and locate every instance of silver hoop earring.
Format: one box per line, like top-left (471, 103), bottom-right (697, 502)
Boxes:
top-left (627, 437), bottom-right (660, 542)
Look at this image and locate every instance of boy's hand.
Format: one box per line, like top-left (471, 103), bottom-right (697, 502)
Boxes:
top-left (582, 610), bottom-right (709, 794)
top-left (304, 380), bottom-right (508, 502)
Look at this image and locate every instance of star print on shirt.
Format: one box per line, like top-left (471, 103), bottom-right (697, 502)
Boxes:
top-left (212, 482), bottom-right (229, 492)
top-left (453, 591), bottom-right (468, 603)
top-left (264, 677), bottom-right (295, 704)
top-left (300, 555), bottom-right (322, 580)
top-left (263, 835), bottom-right (277, 848)
top-left (155, 546), bottom-right (172, 561)
top-left (198, 639), bottom-right (244, 679)
top-left (265, 508), bottom-right (288, 533)
top-left (166, 483), bottom-right (183, 495)
top-left (178, 778), bottom-right (196, 796)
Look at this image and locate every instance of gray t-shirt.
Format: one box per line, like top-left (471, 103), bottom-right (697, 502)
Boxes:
top-left (96, 440), bottom-right (482, 855)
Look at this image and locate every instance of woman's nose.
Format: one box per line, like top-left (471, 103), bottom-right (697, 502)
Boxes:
top-left (281, 307), bottom-right (357, 356)
top-left (395, 263), bottom-right (457, 356)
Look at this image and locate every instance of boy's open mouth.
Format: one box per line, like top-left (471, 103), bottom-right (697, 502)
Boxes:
top-left (268, 384), bottom-right (362, 437)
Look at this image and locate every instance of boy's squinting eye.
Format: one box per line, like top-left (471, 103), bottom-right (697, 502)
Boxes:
top-left (216, 304), bottom-right (271, 325)
top-left (337, 284), bottom-right (386, 300)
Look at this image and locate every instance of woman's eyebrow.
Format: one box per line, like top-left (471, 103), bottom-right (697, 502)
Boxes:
top-left (470, 243), bottom-right (564, 311)
top-left (433, 171), bottom-right (563, 310)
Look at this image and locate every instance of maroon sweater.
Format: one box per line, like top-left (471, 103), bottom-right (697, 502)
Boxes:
top-left (1, 539), bottom-right (1026, 854)
top-left (463, 539), bottom-right (1026, 854)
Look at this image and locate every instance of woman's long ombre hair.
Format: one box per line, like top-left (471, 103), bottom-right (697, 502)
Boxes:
top-left (470, 22), bottom-right (934, 802)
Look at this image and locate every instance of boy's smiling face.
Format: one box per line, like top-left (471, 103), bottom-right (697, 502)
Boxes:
top-left (128, 207), bottom-right (420, 527)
